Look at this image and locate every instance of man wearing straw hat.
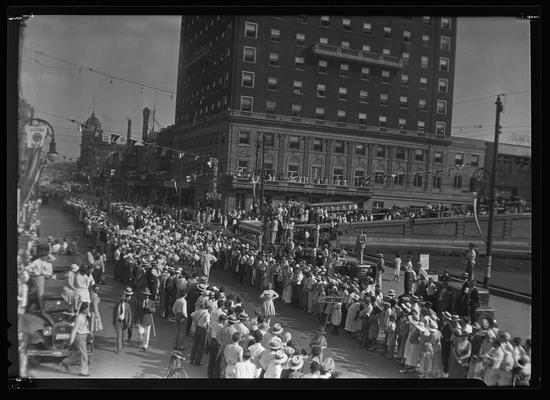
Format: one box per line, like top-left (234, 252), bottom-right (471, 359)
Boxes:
top-left (137, 287), bottom-right (156, 352)
top-left (112, 293), bottom-right (132, 354)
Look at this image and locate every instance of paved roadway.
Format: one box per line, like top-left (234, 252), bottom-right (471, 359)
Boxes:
top-left (27, 201), bottom-right (414, 379)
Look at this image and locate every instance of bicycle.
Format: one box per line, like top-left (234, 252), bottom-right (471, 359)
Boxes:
top-left (166, 351), bottom-right (189, 379)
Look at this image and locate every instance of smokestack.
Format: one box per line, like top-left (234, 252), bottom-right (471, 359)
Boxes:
top-left (142, 107), bottom-right (150, 142)
top-left (126, 118), bottom-right (132, 144)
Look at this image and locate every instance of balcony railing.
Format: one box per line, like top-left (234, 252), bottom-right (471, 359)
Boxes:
top-left (312, 43), bottom-right (404, 68)
top-left (231, 176), bottom-right (373, 195)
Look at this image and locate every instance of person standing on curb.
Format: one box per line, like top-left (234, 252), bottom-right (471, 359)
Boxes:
top-left (62, 303), bottom-right (91, 376)
top-left (112, 294), bottom-right (132, 354)
top-left (137, 288), bottom-right (155, 352)
top-left (172, 292), bottom-right (188, 351)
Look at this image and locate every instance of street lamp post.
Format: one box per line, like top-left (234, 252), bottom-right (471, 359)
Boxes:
top-left (484, 95), bottom-right (504, 289)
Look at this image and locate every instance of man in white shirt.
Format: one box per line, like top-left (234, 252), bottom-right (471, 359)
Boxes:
top-left (207, 314), bottom-right (226, 378)
top-left (247, 330), bottom-right (265, 369)
top-left (235, 350), bottom-right (259, 378)
top-left (172, 294), bottom-right (187, 350)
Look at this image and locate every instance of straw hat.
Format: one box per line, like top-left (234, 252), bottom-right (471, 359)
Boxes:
top-left (271, 323), bottom-right (283, 335)
top-left (288, 355), bottom-right (304, 371)
top-left (227, 315), bottom-right (238, 324)
top-left (197, 283), bottom-right (208, 292)
top-left (123, 287), bottom-right (134, 296)
top-left (272, 350), bottom-right (288, 364)
top-left (269, 338), bottom-right (283, 351)
top-left (70, 264), bottom-right (80, 272)
top-left (238, 312), bottom-right (249, 322)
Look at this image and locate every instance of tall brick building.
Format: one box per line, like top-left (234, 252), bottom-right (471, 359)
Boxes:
top-left (163, 15), bottom-right (486, 210)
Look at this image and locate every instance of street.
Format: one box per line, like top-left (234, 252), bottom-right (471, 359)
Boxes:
top-left (28, 201), bottom-right (414, 379)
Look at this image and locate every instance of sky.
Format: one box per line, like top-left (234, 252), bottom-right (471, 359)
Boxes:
top-left (19, 15), bottom-right (532, 159)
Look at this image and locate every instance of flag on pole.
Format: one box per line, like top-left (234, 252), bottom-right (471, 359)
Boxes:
top-left (25, 123), bottom-right (48, 149)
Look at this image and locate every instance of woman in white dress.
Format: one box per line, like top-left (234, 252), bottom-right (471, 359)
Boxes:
top-left (344, 295), bottom-right (363, 338)
top-left (260, 283), bottom-right (280, 322)
top-left (330, 300), bottom-right (343, 335)
top-left (282, 266), bottom-right (293, 305)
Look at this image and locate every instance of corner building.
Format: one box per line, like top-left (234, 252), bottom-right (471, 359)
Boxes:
top-left (166, 15), bottom-right (486, 210)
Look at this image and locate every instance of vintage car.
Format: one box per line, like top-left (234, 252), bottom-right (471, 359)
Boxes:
top-left (22, 255), bottom-right (93, 367)
top-left (335, 259), bottom-right (376, 283)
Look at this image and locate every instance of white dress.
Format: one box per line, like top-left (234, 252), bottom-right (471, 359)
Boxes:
top-left (331, 302), bottom-right (343, 326)
top-left (344, 302), bottom-right (362, 332)
top-left (261, 289), bottom-right (278, 316)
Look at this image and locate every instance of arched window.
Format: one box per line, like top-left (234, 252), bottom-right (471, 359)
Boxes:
top-left (287, 157), bottom-right (300, 177)
top-left (374, 164), bottom-right (385, 184)
top-left (311, 159), bottom-right (323, 179)
top-left (413, 168), bottom-right (424, 187)
top-left (393, 167), bottom-right (406, 186)
top-left (332, 160), bottom-right (345, 184)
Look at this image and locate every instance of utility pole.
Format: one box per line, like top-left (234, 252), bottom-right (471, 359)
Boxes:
top-left (484, 95), bottom-right (503, 289)
top-left (212, 157), bottom-right (219, 210)
top-left (260, 134), bottom-right (267, 250)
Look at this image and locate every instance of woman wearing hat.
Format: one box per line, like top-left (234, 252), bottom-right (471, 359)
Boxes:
top-left (417, 325), bottom-right (433, 378)
top-left (469, 324), bottom-right (496, 380)
top-left (282, 265), bottom-right (294, 305)
top-left (344, 294), bottom-right (362, 338)
top-left (447, 328), bottom-right (472, 379)
top-left (401, 312), bottom-right (420, 371)
top-left (89, 284), bottom-right (103, 333)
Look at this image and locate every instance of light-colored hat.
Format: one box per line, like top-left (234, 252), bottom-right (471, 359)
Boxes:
top-left (141, 288), bottom-right (152, 296)
top-left (284, 346), bottom-right (295, 356)
top-left (269, 338), bottom-right (283, 350)
top-left (197, 283), bottom-right (208, 292)
top-left (123, 287), bottom-right (134, 296)
top-left (272, 350), bottom-right (288, 364)
top-left (227, 315), bottom-right (238, 324)
top-left (387, 289), bottom-right (396, 298)
top-left (288, 355), bottom-right (304, 371)
top-left (238, 312), bottom-right (249, 322)
top-left (271, 323), bottom-right (283, 335)
top-left (44, 254), bottom-right (56, 262)
top-left (70, 264), bottom-right (80, 272)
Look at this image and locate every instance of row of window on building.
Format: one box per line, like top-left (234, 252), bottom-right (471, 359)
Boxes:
top-left (237, 96), bottom-right (447, 133)
top-left (243, 16), bottom-right (452, 39)
top-left (242, 45), bottom-right (451, 72)
top-left (245, 23), bottom-right (451, 51)
top-left (235, 131), bottom-right (479, 165)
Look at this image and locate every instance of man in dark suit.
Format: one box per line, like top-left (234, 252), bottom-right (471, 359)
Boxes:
top-left (113, 294), bottom-right (132, 354)
top-left (185, 277), bottom-right (205, 336)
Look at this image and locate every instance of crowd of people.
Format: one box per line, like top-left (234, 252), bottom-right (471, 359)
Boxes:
top-left (16, 183), bottom-right (531, 384)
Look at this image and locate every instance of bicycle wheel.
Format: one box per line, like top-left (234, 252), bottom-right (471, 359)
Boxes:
top-left (175, 368), bottom-right (189, 379)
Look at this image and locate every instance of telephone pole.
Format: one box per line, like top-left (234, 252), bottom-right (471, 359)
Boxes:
top-left (484, 95), bottom-right (504, 289)
top-left (260, 133), bottom-right (267, 250)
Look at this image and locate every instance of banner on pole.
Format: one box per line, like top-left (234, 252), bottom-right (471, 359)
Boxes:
top-left (25, 122), bottom-right (48, 148)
